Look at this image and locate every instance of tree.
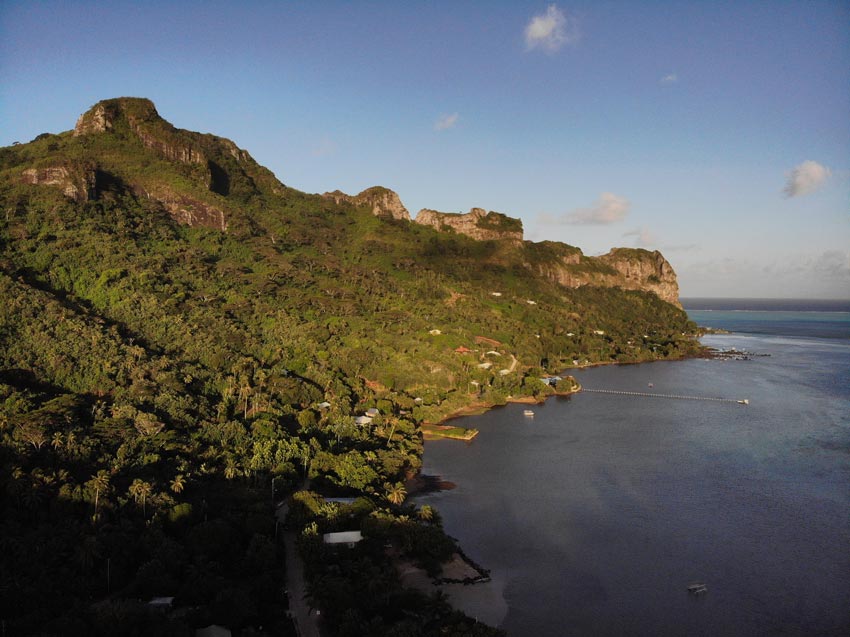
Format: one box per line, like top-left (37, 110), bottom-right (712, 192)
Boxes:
top-left (87, 470), bottom-right (110, 519)
top-left (16, 421), bottom-right (47, 450)
top-left (169, 474), bottom-right (185, 494)
top-left (417, 504), bottom-right (434, 523)
top-left (224, 458), bottom-right (240, 480)
top-left (129, 479), bottom-right (153, 517)
top-left (385, 482), bottom-right (406, 506)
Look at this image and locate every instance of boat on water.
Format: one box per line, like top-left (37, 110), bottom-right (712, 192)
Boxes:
top-left (523, 410), bottom-right (534, 417)
top-left (738, 399), bottom-right (749, 405)
top-left (686, 582), bottom-right (708, 594)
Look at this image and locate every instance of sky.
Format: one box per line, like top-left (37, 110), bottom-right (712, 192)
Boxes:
top-left (1, 1), bottom-right (848, 299)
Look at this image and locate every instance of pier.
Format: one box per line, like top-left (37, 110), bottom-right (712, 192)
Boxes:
top-left (581, 388), bottom-right (748, 404)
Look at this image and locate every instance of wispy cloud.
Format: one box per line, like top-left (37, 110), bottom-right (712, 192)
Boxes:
top-left (660, 73), bottom-right (678, 84)
top-left (623, 227), bottom-right (655, 247)
top-left (680, 250), bottom-right (850, 297)
top-left (434, 112), bottom-right (459, 131)
top-left (796, 250), bottom-right (850, 279)
top-left (783, 160), bottom-right (831, 197)
top-left (524, 5), bottom-right (578, 53)
top-left (557, 192), bottom-right (630, 225)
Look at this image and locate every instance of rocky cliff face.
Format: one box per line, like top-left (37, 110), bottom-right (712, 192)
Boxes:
top-left (16, 96), bottom-right (682, 307)
top-left (21, 164), bottom-right (96, 203)
top-left (138, 187), bottom-right (228, 232)
top-left (322, 187), bottom-right (410, 221)
top-left (75, 98), bottom-right (207, 167)
top-left (597, 248), bottom-right (680, 307)
top-left (415, 207), bottom-right (524, 243)
top-left (65, 98), bottom-right (269, 230)
top-left (526, 245), bottom-right (681, 307)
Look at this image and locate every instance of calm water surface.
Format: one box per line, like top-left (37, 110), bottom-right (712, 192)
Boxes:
top-left (419, 314), bottom-right (850, 635)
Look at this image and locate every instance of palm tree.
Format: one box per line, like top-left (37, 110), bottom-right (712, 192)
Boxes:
top-left (417, 504), bottom-right (434, 522)
top-left (87, 470), bottom-right (110, 520)
top-left (224, 458), bottom-right (240, 480)
top-left (385, 482), bottom-right (407, 506)
top-left (170, 474), bottom-right (186, 494)
top-left (385, 418), bottom-right (398, 447)
top-left (128, 479), bottom-right (153, 517)
top-left (51, 431), bottom-right (65, 451)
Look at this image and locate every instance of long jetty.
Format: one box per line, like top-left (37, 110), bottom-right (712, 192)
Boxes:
top-left (581, 388), bottom-right (747, 404)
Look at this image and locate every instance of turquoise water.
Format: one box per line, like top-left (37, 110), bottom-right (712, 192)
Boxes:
top-left (684, 298), bottom-right (850, 340)
top-left (419, 303), bottom-right (850, 635)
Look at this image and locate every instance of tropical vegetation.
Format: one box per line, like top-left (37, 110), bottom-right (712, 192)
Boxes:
top-left (0, 98), bottom-right (700, 635)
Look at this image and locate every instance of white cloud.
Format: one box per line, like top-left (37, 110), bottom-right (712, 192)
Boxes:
top-left (660, 73), bottom-right (677, 84)
top-left (783, 160), bottom-right (831, 197)
top-left (434, 112), bottom-right (459, 131)
top-left (623, 227), bottom-right (655, 247)
top-left (560, 192), bottom-right (630, 225)
top-left (524, 5), bottom-right (578, 53)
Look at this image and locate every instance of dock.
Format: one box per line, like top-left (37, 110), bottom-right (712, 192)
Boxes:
top-left (581, 388), bottom-right (748, 405)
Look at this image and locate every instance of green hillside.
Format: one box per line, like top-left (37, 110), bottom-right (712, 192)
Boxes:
top-left (0, 98), bottom-right (700, 635)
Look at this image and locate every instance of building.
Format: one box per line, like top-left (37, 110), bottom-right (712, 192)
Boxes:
top-left (323, 530), bottom-right (363, 547)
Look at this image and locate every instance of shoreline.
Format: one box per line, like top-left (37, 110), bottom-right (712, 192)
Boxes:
top-left (426, 386), bottom-right (581, 427)
top-left (413, 350), bottom-right (708, 489)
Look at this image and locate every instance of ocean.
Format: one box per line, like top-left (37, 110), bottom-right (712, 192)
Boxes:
top-left (418, 299), bottom-right (850, 636)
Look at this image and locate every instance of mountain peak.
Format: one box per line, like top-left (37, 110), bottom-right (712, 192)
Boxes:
top-left (73, 97), bottom-right (160, 136)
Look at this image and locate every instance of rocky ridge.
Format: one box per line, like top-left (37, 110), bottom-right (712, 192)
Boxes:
top-left (322, 187), bottom-right (410, 221)
top-left (39, 97), bottom-right (286, 230)
top-left (20, 97), bottom-right (682, 306)
top-left (74, 98), bottom-right (206, 166)
top-left (415, 207), bottom-right (524, 243)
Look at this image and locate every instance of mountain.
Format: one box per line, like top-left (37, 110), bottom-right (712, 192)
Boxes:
top-left (0, 97), bottom-right (699, 635)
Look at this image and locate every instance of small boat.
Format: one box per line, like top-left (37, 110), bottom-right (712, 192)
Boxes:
top-left (686, 582), bottom-right (708, 594)
top-left (737, 399), bottom-right (749, 405)
top-left (523, 410), bottom-right (535, 417)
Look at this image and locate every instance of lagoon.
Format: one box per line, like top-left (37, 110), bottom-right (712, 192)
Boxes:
top-left (419, 325), bottom-right (850, 635)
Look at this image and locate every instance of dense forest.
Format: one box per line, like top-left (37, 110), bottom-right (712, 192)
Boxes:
top-left (0, 98), bottom-right (701, 636)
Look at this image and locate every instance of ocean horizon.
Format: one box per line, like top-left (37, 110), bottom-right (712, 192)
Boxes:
top-left (681, 297), bottom-right (850, 313)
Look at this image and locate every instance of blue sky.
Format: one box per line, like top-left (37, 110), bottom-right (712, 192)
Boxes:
top-left (2, 1), bottom-right (848, 298)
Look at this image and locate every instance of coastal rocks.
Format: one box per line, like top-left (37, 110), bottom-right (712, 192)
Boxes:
top-left (323, 186), bottom-right (411, 221)
top-left (415, 207), bottom-right (524, 243)
top-left (21, 163), bottom-right (96, 202)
